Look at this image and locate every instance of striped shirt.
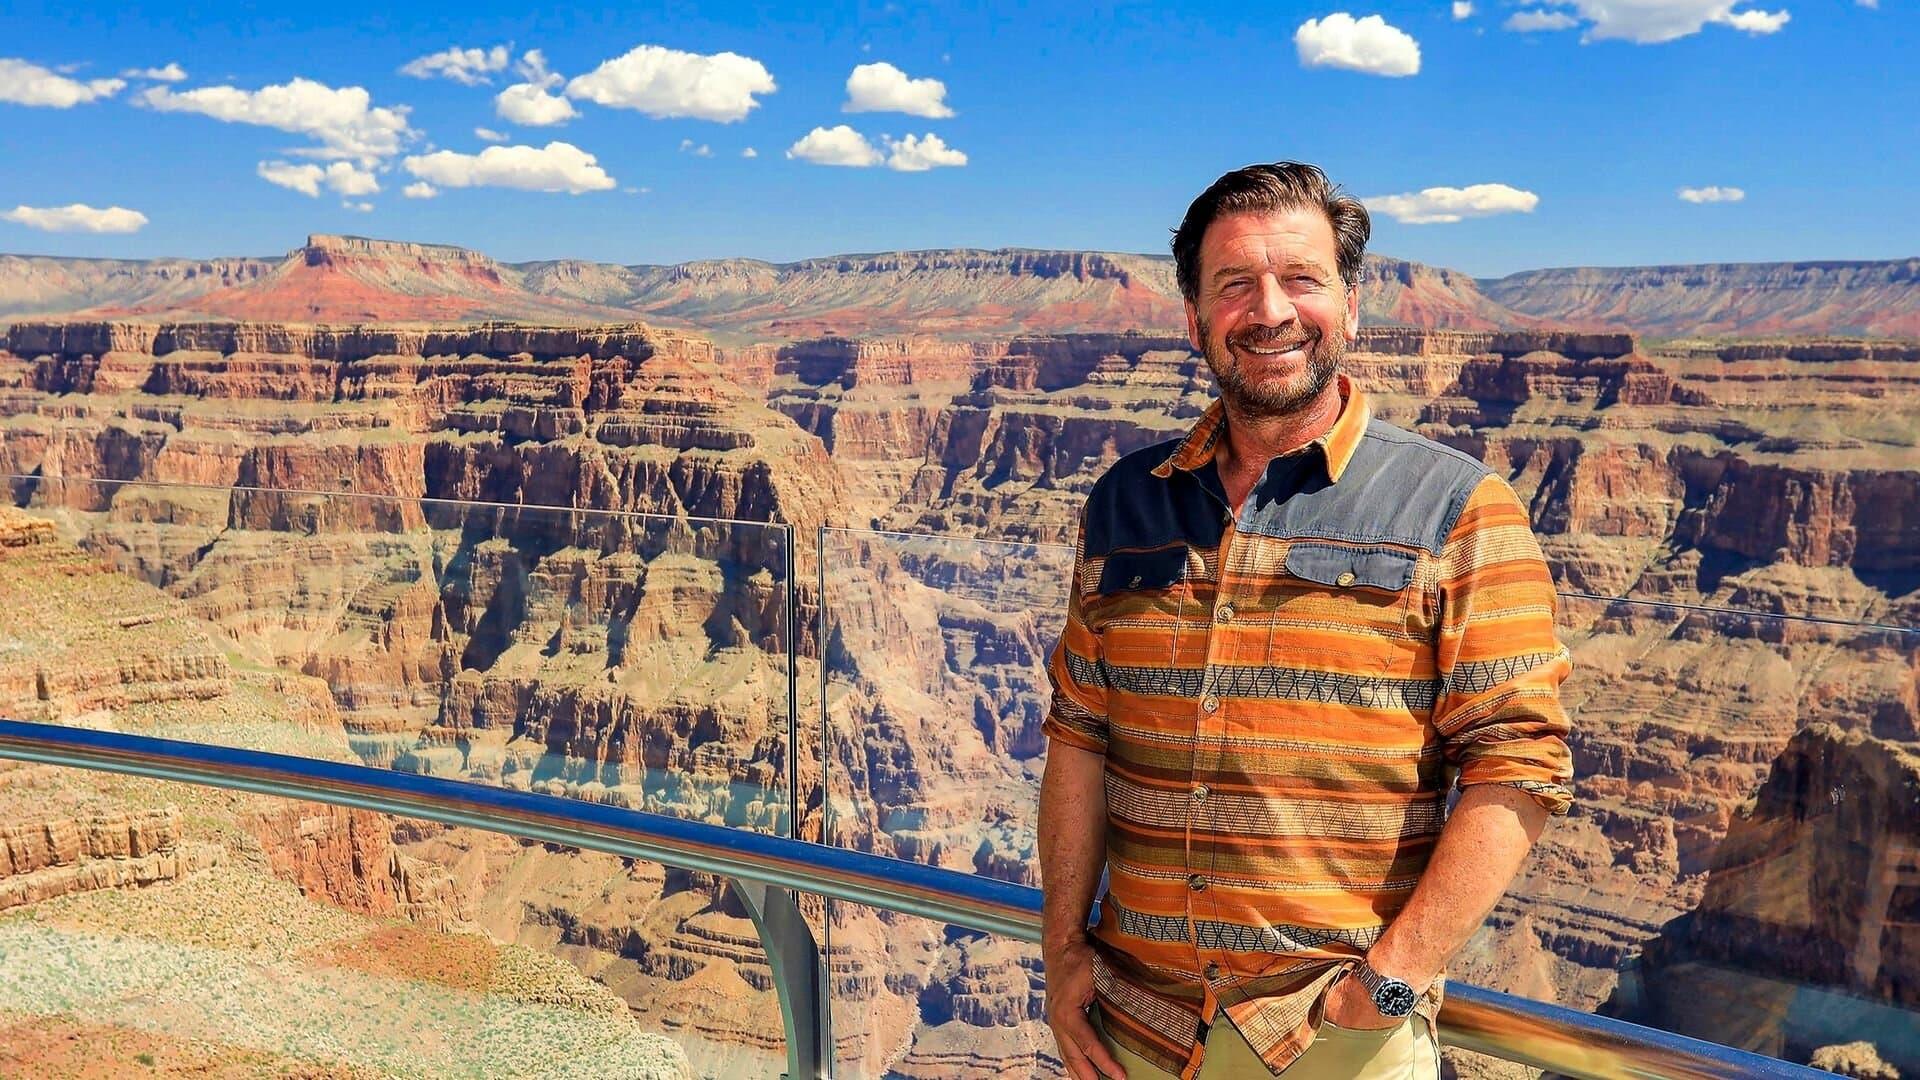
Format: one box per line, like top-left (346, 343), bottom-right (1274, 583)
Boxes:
top-left (1043, 376), bottom-right (1573, 1077)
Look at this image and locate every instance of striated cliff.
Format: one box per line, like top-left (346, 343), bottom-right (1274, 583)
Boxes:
top-left (1485, 258), bottom-right (1920, 338)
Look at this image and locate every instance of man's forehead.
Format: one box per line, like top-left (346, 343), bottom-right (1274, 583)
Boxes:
top-left (1203, 208), bottom-right (1338, 269)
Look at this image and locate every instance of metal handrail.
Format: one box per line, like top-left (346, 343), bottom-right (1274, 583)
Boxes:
top-left (0, 719), bottom-right (1835, 1080)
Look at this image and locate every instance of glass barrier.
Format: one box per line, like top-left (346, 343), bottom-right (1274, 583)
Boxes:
top-left (0, 760), bottom-right (785, 1078)
top-left (818, 527), bottom-right (1920, 1077)
top-left (0, 474), bottom-right (796, 839)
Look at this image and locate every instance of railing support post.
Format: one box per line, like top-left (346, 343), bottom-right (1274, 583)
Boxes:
top-left (733, 876), bottom-right (833, 1080)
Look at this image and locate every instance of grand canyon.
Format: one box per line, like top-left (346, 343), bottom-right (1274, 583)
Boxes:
top-left (0, 233), bottom-right (1915, 1078)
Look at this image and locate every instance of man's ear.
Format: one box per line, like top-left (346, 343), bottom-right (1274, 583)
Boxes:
top-left (1185, 300), bottom-right (1203, 354)
top-left (1343, 276), bottom-right (1360, 342)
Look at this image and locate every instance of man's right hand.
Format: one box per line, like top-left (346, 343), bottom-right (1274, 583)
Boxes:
top-left (1044, 935), bottom-right (1128, 1080)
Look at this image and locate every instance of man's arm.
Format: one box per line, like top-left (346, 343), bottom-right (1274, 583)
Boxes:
top-left (1040, 741), bottom-right (1127, 1080)
top-left (1328, 473), bottom-right (1573, 1028)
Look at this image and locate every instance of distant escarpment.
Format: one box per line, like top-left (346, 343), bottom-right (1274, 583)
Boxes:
top-left (1485, 258), bottom-right (1920, 339)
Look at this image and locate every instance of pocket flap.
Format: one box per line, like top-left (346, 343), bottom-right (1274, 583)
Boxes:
top-left (1284, 543), bottom-right (1416, 592)
top-left (1097, 547), bottom-right (1188, 593)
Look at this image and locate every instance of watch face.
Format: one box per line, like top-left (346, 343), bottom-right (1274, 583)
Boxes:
top-left (1371, 979), bottom-right (1418, 1018)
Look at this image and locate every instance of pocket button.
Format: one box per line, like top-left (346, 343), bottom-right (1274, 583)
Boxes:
top-left (1335, 571), bottom-right (1357, 587)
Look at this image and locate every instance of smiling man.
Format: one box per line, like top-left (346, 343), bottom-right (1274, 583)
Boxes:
top-left (1038, 162), bottom-right (1574, 1080)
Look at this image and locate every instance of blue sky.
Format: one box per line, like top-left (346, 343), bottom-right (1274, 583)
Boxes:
top-left (0, 0), bottom-right (1912, 276)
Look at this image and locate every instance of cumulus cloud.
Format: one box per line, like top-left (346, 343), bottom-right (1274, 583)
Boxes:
top-left (1452, 1), bottom-right (1474, 18)
top-left (256, 160), bottom-right (380, 198)
top-left (495, 49), bottom-right (577, 126)
top-left (741, 146), bottom-right (758, 158)
top-left (843, 62), bottom-right (954, 118)
top-left (403, 181), bottom-right (438, 198)
top-left (1295, 14), bottom-right (1421, 76)
top-left (400, 45), bottom-right (510, 86)
top-left (1678, 185), bottom-right (1744, 203)
top-left (123, 62), bottom-right (186, 82)
top-left (1362, 183), bottom-right (1539, 224)
top-left (0, 58), bottom-right (125, 107)
top-left (786, 125), bottom-right (884, 167)
top-left (1513, 2), bottom-right (1791, 43)
top-left (3, 203), bottom-right (148, 233)
top-left (403, 140), bottom-right (616, 194)
top-left (1506, 9), bottom-right (1581, 31)
top-left (345, 201), bottom-right (374, 212)
top-left (137, 78), bottom-right (414, 164)
top-left (566, 44), bottom-right (775, 122)
top-left (884, 133), bottom-right (966, 171)
top-left (474, 126), bottom-right (509, 142)
top-left (678, 138), bottom-right (713, 157)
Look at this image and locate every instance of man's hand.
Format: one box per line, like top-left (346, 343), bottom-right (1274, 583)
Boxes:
top-left (1044, 934), bottom-right (1128, 1080)
top-left (1320, 972), bottom-right (1399, 1031)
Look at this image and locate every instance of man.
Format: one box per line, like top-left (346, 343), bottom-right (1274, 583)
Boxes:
top-left (1039, 162), bottom-right (1574, 1080)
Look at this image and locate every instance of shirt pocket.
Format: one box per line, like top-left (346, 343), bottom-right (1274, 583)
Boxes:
top-left (1091, 546), bottom-right (1200, 670)
top-left (1270, 542), bottom-right (1419, 674)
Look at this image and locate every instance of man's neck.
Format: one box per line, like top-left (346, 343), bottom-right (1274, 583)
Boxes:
top-left (1214, 380), bottom-right (1344, 512)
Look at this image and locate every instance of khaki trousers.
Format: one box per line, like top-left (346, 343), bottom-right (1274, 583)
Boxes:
top-left (1093, 1007), bottom-right (1440, 1080)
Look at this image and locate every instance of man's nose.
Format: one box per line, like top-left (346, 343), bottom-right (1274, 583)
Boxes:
top-left (1251, 276), bottom-right (1297, 325)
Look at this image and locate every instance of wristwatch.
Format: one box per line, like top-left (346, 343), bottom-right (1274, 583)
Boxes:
top-left (1351, 960), bottom-right (1418, 1019)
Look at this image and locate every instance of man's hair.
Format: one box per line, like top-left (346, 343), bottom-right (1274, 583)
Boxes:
top-left (1171, 162), bottom-right (1371, 302)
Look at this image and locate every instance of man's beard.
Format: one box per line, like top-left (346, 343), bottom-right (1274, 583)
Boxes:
top-left (1198, 317), bottom-right (1344, 420)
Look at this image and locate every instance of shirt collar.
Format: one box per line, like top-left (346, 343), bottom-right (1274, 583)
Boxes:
top-left (1150, 373), bottom-right (1371, 484)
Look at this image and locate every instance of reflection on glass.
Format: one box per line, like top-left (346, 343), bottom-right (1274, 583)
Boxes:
top-left (0, 475), bottom-right (795, 838)
top-left (0, 763), bottom-right (784, 1079)
top-left (817, 529), bottom-right (1919, 1076)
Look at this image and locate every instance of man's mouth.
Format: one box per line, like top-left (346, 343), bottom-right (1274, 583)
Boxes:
top-left (1232, 335), bottom-right (1313, 357)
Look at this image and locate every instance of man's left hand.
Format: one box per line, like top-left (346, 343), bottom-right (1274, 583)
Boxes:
top-left (1321, 972), bottom-right (1401, 1031)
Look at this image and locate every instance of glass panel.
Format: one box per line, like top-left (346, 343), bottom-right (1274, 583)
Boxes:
top-left (818, 526), bottom-right (1920, 1076)
top-left (0, 474), bottom-right (796, 838)
top-left (0, 762), bottom-right (786, 1078)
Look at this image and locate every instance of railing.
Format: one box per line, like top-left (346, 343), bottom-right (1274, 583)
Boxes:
top-left (0, 719), bottom-right (1835, 1080)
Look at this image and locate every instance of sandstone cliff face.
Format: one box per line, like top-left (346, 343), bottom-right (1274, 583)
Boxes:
top-left (1484, 258), bottom-right (1920, 338)
top-left (1612, 724), bottom-right (1920, 1072)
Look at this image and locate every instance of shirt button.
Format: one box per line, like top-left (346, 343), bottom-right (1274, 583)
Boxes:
top-left (1216, 603), bottom-right (1235, 622)
top-left (1192, 784), bottom-right (1210, 802)
top-left (1187, 874), bottom-right (1208, 891)
top-left (1204, 962), bottom-right (1222, 979)
top-left (1335, 571), bottom-right (1357, 587)
top-left (1201, 694), bottom-right (1219, 713)
top-left (1129, 575), bottom-right (1143, 587)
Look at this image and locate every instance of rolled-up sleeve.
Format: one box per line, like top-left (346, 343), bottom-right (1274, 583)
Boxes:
top-left (1432, 474), bottom-right (1575, 815)
top-left (1043, 510), bottom-right (1111, 754)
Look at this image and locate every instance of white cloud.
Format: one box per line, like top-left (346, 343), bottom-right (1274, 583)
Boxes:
top-left (3, 203), bottom-right (148, 233)
top-left (256, 160), bottom-right (381, 198)
top-left (495, 49), bottom-right (578, 126)
top-left (138, 78), bottom-right (414, 164)
top-left (123, 62), bottom-right (186, 82)
top-left (345, 201), bottom-right (374, 213)
top-left (1294, 14), bottom-right (1421, 77)
top-left (1678, 185), bottom-right (1745, 203)
top-left (678, 138), bottom-right (713, 157)
top-left (1857, 0), bottom-right (1877, 7)
top-left (400, 45), bottom-right (510, 86)
top-left (884, 133), bottom-right (966, 171)
top-left (786, 125), bottom-right (884, 167)
top-left (1452, 1), bottom-right (1475, 18)
top-left (403, 140), bottom-right (616, 194)
top-left (741, 146), bottom-right (758, 158)
top-left (403, 181), bottom-right (439, 199)
top-left (474, 126), bottom-right (509, 142)
top-left (1506, 9), bottom-right (1580, 31)
top-left (843, 62), bottom-right (954, 118)
top-left (0, 58), bottom-right (125, 107)
top-left (1521, 2), bottom-right (1792, 43)
top-left (1363, 183), bottom-right (1539, 224)
top-left (566, 44), bottom-right (775, 122)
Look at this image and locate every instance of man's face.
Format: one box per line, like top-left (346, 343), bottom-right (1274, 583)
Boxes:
top-left (1185, 206), bottom-right (1359, 420)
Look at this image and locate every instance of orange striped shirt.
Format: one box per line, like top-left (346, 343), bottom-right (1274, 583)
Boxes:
top-left (1044, 377), bottom-right (1573, 1077)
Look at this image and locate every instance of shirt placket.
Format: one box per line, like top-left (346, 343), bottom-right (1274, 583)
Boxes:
top-left (1188, 486), bottom-right (1238, 1016)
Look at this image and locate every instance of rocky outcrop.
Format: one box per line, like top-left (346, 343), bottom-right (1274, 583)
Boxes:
top-left (0, 808), bottom-right (223, 910)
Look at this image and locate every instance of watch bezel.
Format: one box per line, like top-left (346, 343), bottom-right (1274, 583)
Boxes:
top-left (1369, 976), bottom-right (1418, 1018)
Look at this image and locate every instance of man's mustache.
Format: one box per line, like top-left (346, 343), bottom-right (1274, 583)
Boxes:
top-left (1227, 326), bottom-right (1318, 351)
